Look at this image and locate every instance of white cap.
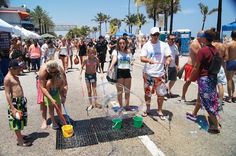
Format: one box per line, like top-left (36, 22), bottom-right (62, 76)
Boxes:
top-left (150, 27), bottom-right (160, 35)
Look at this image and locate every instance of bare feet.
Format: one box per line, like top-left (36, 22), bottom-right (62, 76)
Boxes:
top-left (40, 120), bottom-right (47, 129)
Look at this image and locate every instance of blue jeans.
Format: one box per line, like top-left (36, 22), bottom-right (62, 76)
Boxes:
top-left (31, 58), bottom-right (40, 70)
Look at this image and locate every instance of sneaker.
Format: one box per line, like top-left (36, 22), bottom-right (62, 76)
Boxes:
top-left (50, 123), bottom-right (59, 130)
top-left (186, 112), bottom-right (197, 122)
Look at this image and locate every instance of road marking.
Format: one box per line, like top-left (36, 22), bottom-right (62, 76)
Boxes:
top-left (138, 135), bottom-right (165, 156)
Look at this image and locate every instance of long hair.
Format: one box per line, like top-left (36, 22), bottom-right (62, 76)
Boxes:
top-left (116, 37), bottom-right (129, 52)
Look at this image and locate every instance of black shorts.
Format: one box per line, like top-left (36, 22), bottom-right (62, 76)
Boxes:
top-left (168, 67), bottom-right (177, 81)
top-left (117, 69), bottom-right (131, 79)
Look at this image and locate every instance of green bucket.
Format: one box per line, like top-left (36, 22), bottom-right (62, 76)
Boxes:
top-left (133, 116), bottom-right (143, 128)
top-left (112, 118), bottom-right (122, 130)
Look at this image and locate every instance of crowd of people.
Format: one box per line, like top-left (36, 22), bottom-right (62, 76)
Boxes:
top-left (1, 27), bottom-right (236, 147)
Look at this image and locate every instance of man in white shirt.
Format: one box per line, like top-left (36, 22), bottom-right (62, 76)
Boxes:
top-left (140, 27), bottom-right (171, 120)
top-left (166, 34), bottom-right (179, 97)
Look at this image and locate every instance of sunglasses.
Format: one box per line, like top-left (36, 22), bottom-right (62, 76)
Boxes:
top-left (169, 38), bottom-right (176, 41)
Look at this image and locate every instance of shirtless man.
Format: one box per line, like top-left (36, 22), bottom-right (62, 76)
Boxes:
top-left (225, 30), bottom-right (236, 102)
top-left (212, 31), bottom-right (228, 106)
top-left (181, 31), bottom-right (204, 102)
top-left (4, 59), bottom-right (32, 146)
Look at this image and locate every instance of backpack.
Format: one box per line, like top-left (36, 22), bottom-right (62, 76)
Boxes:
top-left (208, 47), bottom-right (222, 75)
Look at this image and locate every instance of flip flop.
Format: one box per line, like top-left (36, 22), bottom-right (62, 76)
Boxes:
top-left (17, 141), bottom-right (32, 147)
top-left (157, 112), bottom-right (167, 120)
top-left (208, 128), bottom-right (220, 134)
top-left (142, 111), bottom-right (150, 117)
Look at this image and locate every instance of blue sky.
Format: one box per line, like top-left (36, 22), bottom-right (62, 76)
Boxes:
top-left (11, 0), bottom-right (236, 37)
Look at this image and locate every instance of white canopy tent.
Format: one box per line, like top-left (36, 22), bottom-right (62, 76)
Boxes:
top-left (0, 18), bottom-right (13, 33)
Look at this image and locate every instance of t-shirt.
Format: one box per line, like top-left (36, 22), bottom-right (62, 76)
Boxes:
top-left (140, 40), bottom-right (171, 77)
top-left (168, 44), bottom-right (179, 67)
top-left (112, 50), bottom-right (132, 69)
top-left (196, 45), bottom-right (217, 77)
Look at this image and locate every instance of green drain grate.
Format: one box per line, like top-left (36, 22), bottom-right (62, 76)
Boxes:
top-left (56, 117), bottom-right (154, 149)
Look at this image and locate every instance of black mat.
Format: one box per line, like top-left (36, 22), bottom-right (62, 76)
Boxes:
top-left (56, 117), bottom-right (154, 149)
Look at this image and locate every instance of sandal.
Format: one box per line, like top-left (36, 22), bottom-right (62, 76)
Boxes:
top-left (86, 105), bottom-right (94, 111)
top-left (142, 111), bottom-right (150, 117)
top-left (17, 141), bottom-right (32, 147)
top-left (157, 112), bottom-right (166, 120)
top-left (208, 128), bottom-right (220, 134)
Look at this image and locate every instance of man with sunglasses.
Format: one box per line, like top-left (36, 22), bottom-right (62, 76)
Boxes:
top-left (140, 27), bottom-right (171, 120)
top-left (37, 60), bottom-right (68, 129)
top-left (166, 34), bottom-right (179, 98)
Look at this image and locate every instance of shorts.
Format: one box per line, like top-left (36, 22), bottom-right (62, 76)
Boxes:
top-left (117, 69), bottom-right (131, 79)
top-left (226, 60), bottom-right (236, 71)
top-left (198, 75), bottom-right (219, 116)
top-left (143, 73), bottom-right (166, 97)
top-left (44, 91), bottom-right (61, 107)
top-left (8, 97), bottom-right (28, 131)
top-left (85, 73), bottom-right (97, 83)
top-left (184, 63), bottom-right (197, 81)
top-left (217, 66), bottom-right (226, 85)
top-left (36, 78), bottom-right (44, 104)
top-left (168, 67), bottom-right (177, 81)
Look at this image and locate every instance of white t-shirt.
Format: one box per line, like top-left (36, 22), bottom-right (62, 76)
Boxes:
top-left (112, 50), bottom-right (132, 69)
top-left (41, 43), bottom-right (48, 57)
top-left (140, 40), bottom-right (171, 77)
top-left (168, 44), bottom-right (179, 67)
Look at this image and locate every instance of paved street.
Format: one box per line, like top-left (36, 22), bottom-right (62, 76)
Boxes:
top-left (0, 52), bottom-right (236, 156)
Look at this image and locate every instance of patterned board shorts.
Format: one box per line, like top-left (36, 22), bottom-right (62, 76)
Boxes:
top-left (8, 97), bottom-right (28, 131)
top-left (198, 75), bottom-right (219, 116)
top-left (143, 73), bottom-right (167, 97)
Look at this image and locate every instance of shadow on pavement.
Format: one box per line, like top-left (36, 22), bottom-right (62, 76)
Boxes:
top-left (27, 132), bottom-right (50, 143)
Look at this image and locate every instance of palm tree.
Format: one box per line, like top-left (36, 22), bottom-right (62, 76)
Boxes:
top-left (134, 0), bottom-right (180, 31)
top-left (199, 2), bottom-right (218, 30)
top-left (42, 13), bottom-right (54, 34)
top-left (124, 14), bottom-right (138, 34)
top-left (92, 12), bottom-right (105, 36)
top-left (137, 13), bottom-right (147, 30)
top-left (216, 0), bottom-right (222, 33)
top-left (91, 26), bottom-right (98, 38)
top-left (110, 18), bottom-right (122, 30)
top-left (30, 6), bottom-right (46, 34)
top-left (104, 14), bottom-right (111, 33)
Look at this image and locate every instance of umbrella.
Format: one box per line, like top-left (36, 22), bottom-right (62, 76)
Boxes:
top-left (41, 33), bottom-right (55, 39)
top-left (222, 21), bottom-right (236, 31)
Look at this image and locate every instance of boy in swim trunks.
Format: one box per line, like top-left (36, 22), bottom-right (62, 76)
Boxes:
top-left (4, 59), bottom-right (32, 147)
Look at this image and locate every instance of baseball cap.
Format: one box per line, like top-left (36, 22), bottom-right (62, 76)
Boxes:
top-left (8, 59), bottom-right (20, 69)
top-left (150, 27), bottom-right (160, 35)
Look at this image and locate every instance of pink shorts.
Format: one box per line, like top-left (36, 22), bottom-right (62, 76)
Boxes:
top-left (37, 79), bottom-right (44, 104)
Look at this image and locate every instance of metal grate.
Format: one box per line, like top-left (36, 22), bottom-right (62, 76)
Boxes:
top-left (56, 117), bottom-right (154, 150)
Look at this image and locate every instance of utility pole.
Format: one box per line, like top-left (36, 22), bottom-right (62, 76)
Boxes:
top-left (170, 0), bottom-right (174, 34)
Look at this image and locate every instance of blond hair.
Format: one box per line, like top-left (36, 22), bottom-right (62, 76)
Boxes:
top-left (46, 60), bottom-right (59, 69)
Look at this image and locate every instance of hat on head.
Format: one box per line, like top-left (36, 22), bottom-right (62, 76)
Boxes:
top-left (150, 27), bottom-right (160, 35)
top-left (8, 59), bottom-right (20, 69)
